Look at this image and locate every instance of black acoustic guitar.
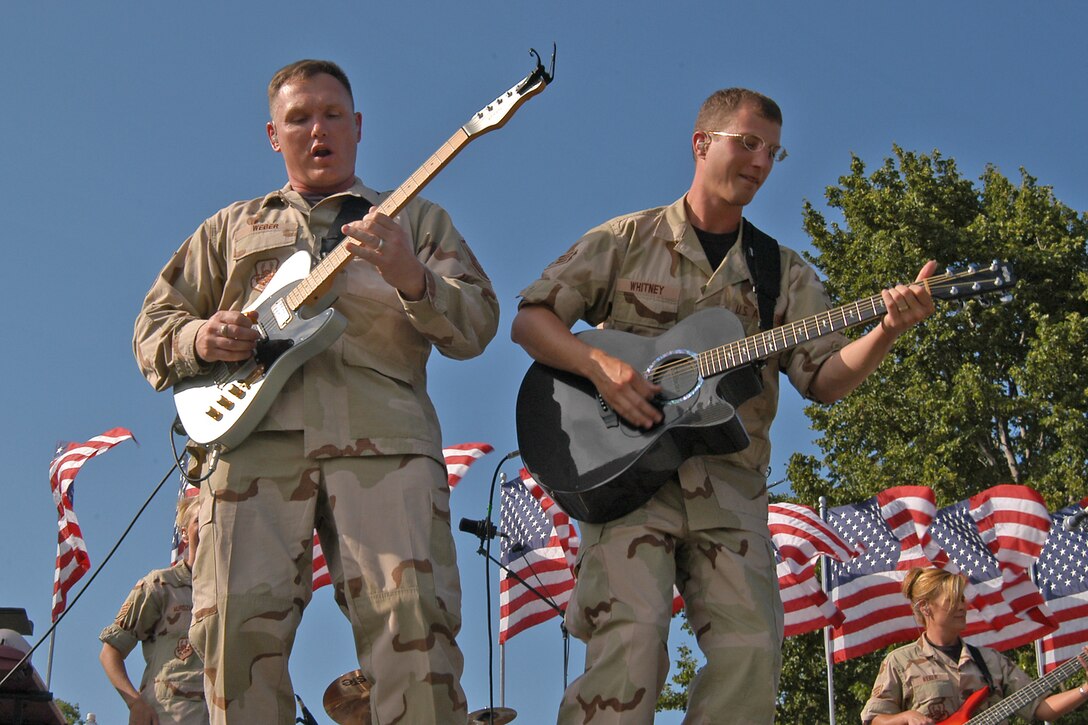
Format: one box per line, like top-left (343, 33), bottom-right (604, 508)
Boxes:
top-left (516, 262), bottom-right (1016, 523)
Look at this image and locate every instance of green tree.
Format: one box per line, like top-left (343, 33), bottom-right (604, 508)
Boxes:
top-left (790, 146), bottom-right (1088, 509)
top-left (55, 698), bottom-right (84, 725)
top-left (662, 147), bottom-right (1088, 721)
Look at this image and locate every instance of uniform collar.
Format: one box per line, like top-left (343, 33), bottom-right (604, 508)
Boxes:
top-left (262, 177), bottom-right (379, 211)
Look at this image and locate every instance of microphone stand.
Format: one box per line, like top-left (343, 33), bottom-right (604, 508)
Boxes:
top-left (460, 452), bottom-right (572, 722)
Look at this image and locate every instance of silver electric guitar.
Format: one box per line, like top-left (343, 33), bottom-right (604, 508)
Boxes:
top-left (174, 50), bottom-right (554, 449)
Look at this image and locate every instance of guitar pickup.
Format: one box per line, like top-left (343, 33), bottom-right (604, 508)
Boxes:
top-left (271, 298), bottom-right (293, 330)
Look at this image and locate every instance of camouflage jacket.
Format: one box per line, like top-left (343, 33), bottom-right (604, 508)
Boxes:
top-left (99, 564), bottom-right (206, 721)
top-left (861, 636), bottom-right (1042, 724)
top-left (134, 179), bottom-right (498, 461)
top-left (518, 196), bottom-right (846, 533)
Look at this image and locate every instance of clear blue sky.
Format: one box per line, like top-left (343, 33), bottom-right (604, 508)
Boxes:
top-left (2, 2), bottom-right (1086, 723)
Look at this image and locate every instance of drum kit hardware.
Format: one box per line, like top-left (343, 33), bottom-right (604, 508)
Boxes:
top-left (320, 669), bottom-right (517, 724)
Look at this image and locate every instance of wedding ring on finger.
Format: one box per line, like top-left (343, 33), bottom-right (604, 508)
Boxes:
top-left (897, 302), bottom-right (908, 312)
top-left (220, 323), bottom-right (229, 336)
top-left (377, 238), bottom-right (384, 253)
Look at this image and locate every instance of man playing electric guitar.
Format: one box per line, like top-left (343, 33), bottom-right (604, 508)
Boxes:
top-left (134, 60), bottom-right (499, 724)
top-left (511, 88), bottom-right (935, 723)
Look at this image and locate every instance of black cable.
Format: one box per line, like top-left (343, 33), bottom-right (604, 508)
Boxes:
top-left (0, 452), bottom-right (179, 689)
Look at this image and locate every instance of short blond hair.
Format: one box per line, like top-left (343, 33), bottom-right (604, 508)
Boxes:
top-left (902, 567), bottom-right (966, 624)
top-left (175, 495), bottom-right (199, 531)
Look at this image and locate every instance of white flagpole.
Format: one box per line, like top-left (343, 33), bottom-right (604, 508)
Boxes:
top-left (820, 495), bottom-right (837, 725)
top-left (500, 641), bottom-right (507, 706)
top-left (1030, 563), bottom-right (1054, 725)
top-left (45, 628), bottom-right (55, 689)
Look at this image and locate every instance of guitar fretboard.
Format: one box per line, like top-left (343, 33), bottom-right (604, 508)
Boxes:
top-left (966, 650), bottom-right (1085, 724)
top-left (697, 290), bottom-right (895, 378)
top-left (283, 128), bottom-right (472, 311)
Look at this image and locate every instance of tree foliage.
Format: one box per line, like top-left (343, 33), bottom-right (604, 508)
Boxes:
top-left (56, 698), bottom-right (84, 725)
top-left (790, 146), bottom-right (1088, 510)
top-left (662, 147), bottom-right (1088, 721)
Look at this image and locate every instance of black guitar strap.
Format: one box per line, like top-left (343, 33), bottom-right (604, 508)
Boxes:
top-left (741, 219), bottom-right (781, 333)
top-left (319, 195), bottom-right (373, 258)
top-left (966, 642), bottom-right (997, 693)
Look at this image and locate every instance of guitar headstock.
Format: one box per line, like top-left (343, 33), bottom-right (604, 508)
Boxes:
top-left (929, 260), bottom-right (1017, 303)
top-left (462, 45), bottom-right (555, 138)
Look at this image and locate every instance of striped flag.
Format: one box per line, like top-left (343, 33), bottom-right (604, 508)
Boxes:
top-left (826, 484), bottom-right (1059, 662)
top-left (50, 427), bottom-right (135, 621)
top-left (498, 469), bottom-right (577, 643)
top-left (310, 442), bottom-right (494, 591)
top-left (769, 502), bottom-right (861, 637)
top-left (928, 485), bottom-right (1056, 650)
top-left (1036, 500), bottom-right (1088, 672)
top-left (443, 443), bottom-right (494, 489)
top-left (825, 486), bottom-right (939, 662)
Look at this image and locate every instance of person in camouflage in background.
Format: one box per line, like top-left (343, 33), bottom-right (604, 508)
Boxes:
top-left (133, 59), bottom-right (498, 724)
top-left (99, 496), bottom-right (208, 724)
top-left (862, 568), bottom-right (1088, 725)
top-left (511, 88), bottom-right (936, 723)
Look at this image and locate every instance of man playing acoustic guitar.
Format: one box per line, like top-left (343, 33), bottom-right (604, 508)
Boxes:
top-left (512, 88), bottom-right (935, 723)
top-left (134, 60), bottom-right (499, 724)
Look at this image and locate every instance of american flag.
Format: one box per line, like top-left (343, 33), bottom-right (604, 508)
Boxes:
top-left (443, 443), bottom-right (495, 489)
top-left (498, 469), bottom-right (578, 643)
top-left (310, 442), bottom-right (494, 591)
top-left (49, 427), bottom-right (135, 621)
top-left (825, 486), bottom-right (938, 662)
top-left (1035, 500), bottom-right (1088, 673)
top-left (928, 485), bottom-right (1056, 651)
top-left (769, 503), bottom-right (861, 637)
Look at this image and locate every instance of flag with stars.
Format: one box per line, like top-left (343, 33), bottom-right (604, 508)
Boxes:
top-left (824, 486), bottom-right (939, 662)
top-left (769, 502), bottom-right (862, 637)
top-left (1036, 500), bottom-right (1088, 672)
top-left (498, 470), bottom-right (576, 643)
top-left (928, 485), bottom-right (1056, 651)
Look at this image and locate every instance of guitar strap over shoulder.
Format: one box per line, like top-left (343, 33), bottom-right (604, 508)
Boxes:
top-left (966, 642), bottom-right (997, 693)
top-left (741, 219), bottom-right (781, 333)
top-left (320, 195), bottom-right (373, 258)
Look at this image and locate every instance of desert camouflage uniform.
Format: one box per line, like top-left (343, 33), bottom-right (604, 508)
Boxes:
top-left (134, 179), bottom-right (498, 725)
top-left (99, 563), bottom-right (208, 724)
top-left (861, 636), bottom-right (1043, 724)
top-left (518, 196), bottom-right (847, 724)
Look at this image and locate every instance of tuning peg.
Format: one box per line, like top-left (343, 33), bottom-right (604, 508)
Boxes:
top-left (999, 293), bottom-right (1014, 304)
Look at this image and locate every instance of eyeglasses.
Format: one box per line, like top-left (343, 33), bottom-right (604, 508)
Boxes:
top-left (706, 131), bottom-right (788, 162)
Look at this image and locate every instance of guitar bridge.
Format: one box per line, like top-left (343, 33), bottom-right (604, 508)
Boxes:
top-left (597, 394), bottom-right (618, 428)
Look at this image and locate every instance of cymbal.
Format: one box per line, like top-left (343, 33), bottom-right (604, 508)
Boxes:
top-left (468, 706), bottom-right (518, 725)
top-left (323, 669), bottom-right (372, 725)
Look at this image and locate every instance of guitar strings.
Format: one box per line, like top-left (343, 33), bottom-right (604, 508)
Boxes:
top-left (646, 271), bottom-right (999, 383)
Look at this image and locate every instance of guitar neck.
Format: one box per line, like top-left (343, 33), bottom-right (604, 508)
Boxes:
top-left (967, 653), bottom-right (1085, 724)
top-left (285, 128), bottom-right (472, 310)
top-left (698, 287), bottom-right (904, 378)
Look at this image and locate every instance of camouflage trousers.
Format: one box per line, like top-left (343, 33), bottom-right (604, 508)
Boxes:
top-left (190, 432), bottom-right (467, 725)
top-left (558, 481), bottom-right (783, 725)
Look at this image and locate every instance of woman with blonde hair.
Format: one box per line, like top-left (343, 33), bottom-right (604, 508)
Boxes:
top-left (861, 567), bottom-right (1087, 724)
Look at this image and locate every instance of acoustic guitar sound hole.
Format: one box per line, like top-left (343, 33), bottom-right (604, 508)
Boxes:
top-left (646, 350), bottom-right (701, 405)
